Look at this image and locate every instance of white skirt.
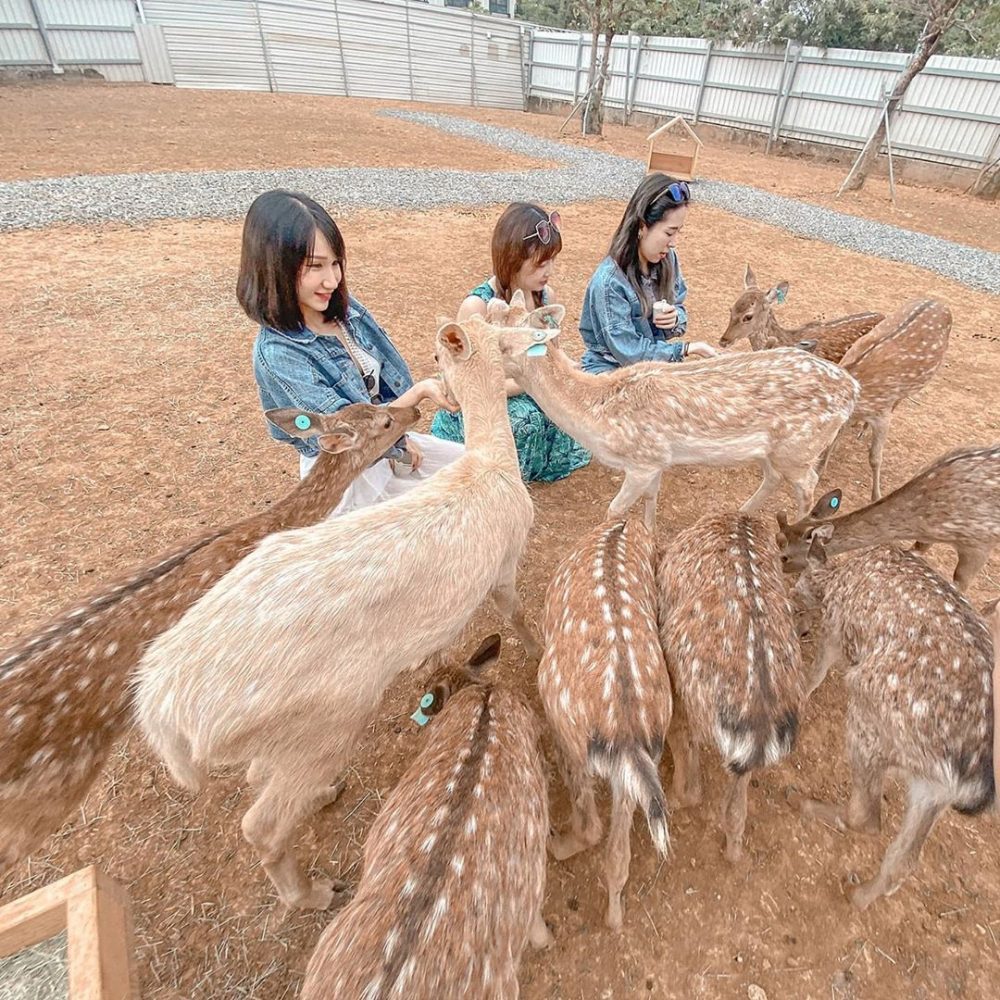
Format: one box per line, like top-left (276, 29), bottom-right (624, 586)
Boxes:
top-left (299, 431), bottom-right (465, 516)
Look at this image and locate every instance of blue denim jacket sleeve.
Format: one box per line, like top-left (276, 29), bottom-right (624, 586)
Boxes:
top-left (673, 251), bottom-right (688, 335)
top-left (596, 277), bottom-right (685, 366)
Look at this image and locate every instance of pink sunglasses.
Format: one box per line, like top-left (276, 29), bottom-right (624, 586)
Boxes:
top-left (523, 210), bottom-right (561, 245)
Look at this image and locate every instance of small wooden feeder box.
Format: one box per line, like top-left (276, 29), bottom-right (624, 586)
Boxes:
top-left (645, 116), bottom-right (702, 180)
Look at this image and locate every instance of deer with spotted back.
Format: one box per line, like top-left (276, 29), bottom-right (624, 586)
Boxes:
top-left (0, 402), bottom-right (419, 875)
top-left (134, 312), bottom-right (542, 909)
top-left (784, 534), bottom-right (994, 909)
top-left (818, 298), bottom-right (951, 501)
top-left (538, 517), bottom-right (671, 931)
top-left (488, 291), bottom-right (858, 530)
top-left (301, 634), bottom-right (551, 999)
top-left (719, 264), bottom-right (884, 361)
top-left (657, 512), bottom-right (806, 862)
top-left (778, 444), bottom-right (1000, 592)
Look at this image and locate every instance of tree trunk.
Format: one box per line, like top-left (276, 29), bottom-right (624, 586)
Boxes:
top-left (581, 11), bottom-right (604, 135)
top-left (970, 165), bottom-right (1000, 200)
top-left (842, 11), bottom-right (955, 193)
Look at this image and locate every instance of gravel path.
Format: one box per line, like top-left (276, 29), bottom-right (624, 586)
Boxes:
top-left (2, 108), bottom-right (996, 294)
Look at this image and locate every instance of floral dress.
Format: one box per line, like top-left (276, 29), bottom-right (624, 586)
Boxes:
top-left (430, 281), bottom-right (591, 483)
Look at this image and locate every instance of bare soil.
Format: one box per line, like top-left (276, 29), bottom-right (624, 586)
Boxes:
top-left (1, 87), bottom-right (1000, 1000)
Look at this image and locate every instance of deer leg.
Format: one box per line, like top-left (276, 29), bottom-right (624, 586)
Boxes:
top-left (528, 908), bottom-right (554, 949)
top-left (153, 728), bottom-right (207, 794)
top-left (604, 785), bottom-right (636, 932)
top-left (740, 461), bottom-right (783, 514)
top-left (641, 472), bottom-right (663, 532)
top-left (865, 415), bottom-right (890, 501)
top-left (816, 423), bottom-right (847, 482)
top-left (550, 749), bottom-right (602, 861)
top-left (953, 545), bottom-right (989, 592)
top-left (247, 758), bottom-right (271, 788)
top-left (850, 778), bottom-right (949, 911)
top-left (807, 627), bottom-right (842, 697)
top-left (721, 770), bottom-right (752, 863)
top-left (491, 569), bottom-right (541, 660)
top-left (241, 769), bottom-right (344, 909)
top-left (666, 710), bottom-right (702, 807)
top-left (791, 465), bottom-right (820, 520)
top-left (608, 470), bottom-right (660, 528)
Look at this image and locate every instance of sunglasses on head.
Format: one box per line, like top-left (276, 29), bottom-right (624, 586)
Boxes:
top-left (522, 210), bottom-right (561, 246)
top-left (658, 181), bottom-right (690, 205)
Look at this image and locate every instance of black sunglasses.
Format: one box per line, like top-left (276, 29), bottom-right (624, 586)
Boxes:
top-left (658, 180), bottom-right (690, 204)
top-left (362, 372), bottom-right (383, 404)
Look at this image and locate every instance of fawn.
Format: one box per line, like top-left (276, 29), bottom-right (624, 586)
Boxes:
top-left (657, 512), bottom-right (806, 862)
top-left (720, 263), bottom-right (884, 361)
top-left (538, 518), bottom-right (671, 931)
top-left (0, 402), bottom-right (418, 874)
top-left (134, 312), bottom-right (542, 908)
top-left (301, 634), bottom-right (551, 999)
top-left (786, 539), bottom-right (994, 909)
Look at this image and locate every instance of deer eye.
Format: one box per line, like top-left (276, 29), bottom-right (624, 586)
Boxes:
top-left (383, 416), bottom-right (392, 429)
top-left (742, 314), bottom-right (753, 323)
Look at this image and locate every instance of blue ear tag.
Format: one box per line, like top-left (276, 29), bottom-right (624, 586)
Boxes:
top-left (775, 287), bottom-right (787, 305)
top-left (830, 495), bottom-right (840, 509)
top-left (526, 344), bottom-right (548, 357)
top-left (294, 414), bottom-right (312, 431)
top-left (411, 692), bottom-right (435, 727)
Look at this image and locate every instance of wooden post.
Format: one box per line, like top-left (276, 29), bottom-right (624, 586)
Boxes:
top-left (692, 40), bottom-right (713, 124)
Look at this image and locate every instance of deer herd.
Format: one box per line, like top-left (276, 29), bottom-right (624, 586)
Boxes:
top-left (1, 265), bottom-right (997, 997)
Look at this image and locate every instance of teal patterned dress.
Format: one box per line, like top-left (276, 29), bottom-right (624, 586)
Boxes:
top-left (431, 281), bottom-right (591, 483)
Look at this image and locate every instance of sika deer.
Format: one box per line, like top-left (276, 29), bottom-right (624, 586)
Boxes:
top-left (657, 512), bottom-right (805, 862)
top-left (820, 299), bottom-right (951, 501)
top-left (785, 541), bottom-right (994, 909)
top-left (0, 402), bottom-right (418, 874)
top-left (134, 313), bottom-right (542, 909)
top-left (301, 634), bottom-right (551, 999)
top-left (778, 444), bottom-right (1000, 591)
top-left (489, 292), bottom-right (858, 529)
top-left (538, 518), bottom-right (671, 931)
top-left (720, 264), bottom-right (884, 361)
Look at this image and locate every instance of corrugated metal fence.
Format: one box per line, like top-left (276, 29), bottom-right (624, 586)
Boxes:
top-left (0, 0), bottom-right (527, 108)
top-left (529, 30), bottom-right (1000, 171)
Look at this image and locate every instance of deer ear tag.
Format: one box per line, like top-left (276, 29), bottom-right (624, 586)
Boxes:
top-left (775, 287), bottom-right (787, 305)
top-left (526, 329), bottom-right (549, 358)
top-left (829, 495), bottom-right (840, 509)
top-left (294, 414), bottom-right (312, 431)
top-left (411, 692), bottom-right (435, 727)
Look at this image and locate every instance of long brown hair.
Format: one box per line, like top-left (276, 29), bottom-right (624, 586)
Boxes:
top-left (608, 173), bottom-right (689, 318)
top-left (237, 189), bottom-right (350, 331)
top-left (492, 202), bottom-right (562, 309)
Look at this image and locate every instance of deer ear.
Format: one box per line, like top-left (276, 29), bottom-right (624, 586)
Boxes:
top-left (980, 596), bottom-right (1000, 617)
top-left (811, 489), bottom-right (842, 520)
top-left (765, 281), bottom-right (790, 305)
top-left (806, 523), bottom-right (834, 564)
top-left (436, 322), bottom-right (473, 360)
top-left (797, 338), bottom-right (818, 354)
top-left (776, 509), bottom-right (789, 531)
top-left (317, 428), bottom-right (358, 454)
top-left (527, 304), bottom-right (565, 330)
top-left (510, 289), bottom-right (527, 309)
top-left (265, 407), bottom-right (326, 440)
top-left (466, 633), bottom-right (501, 673)
top-left (744, 263), bottom-right (757, 289)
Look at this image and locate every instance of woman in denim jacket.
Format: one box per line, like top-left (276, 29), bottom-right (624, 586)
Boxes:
top-left (430, 201), bottom-right (590, 482)
top-left (241, 189), bottom-right (461, 514)
top-left (580, 173), bottom-right (718, 374)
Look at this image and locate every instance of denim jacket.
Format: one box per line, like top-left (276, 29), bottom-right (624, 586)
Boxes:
top-left (253, 297), bottom-right (414, 458)
top-left (579, 254), bottom-right (689, 374)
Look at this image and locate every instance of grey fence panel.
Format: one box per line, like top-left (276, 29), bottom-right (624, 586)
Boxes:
top-left (472, 16), bottom-right (523, 109)
top-left (0, 0), bottom-right (48, 66)
top-left (134, 21), bottom-right (173, 83)
top-left (257, 0), bottom-right (346, 95)
top-left (337, 0), bottom-right (410, 100)
top-left (407, 2), bottom-right (474, 104)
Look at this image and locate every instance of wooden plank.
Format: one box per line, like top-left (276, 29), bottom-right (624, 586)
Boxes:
top-left (0, 870), bottom-right (75, 958)
top-left (647, 150), bottom-right (696, 178)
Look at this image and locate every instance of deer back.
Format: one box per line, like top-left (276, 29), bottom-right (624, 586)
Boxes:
top-left (302, 685), bottom-right (547, 999)
top-left (807, 312), bottom-right (885, 362)
top-left (658, 512), bottom-right (804, 773)
top-left (817, 547), bottom-right (993, 812)
top-left (839, 299), bottom-right (951, 415)
top-left (539, 519), bottom-right (670, 761)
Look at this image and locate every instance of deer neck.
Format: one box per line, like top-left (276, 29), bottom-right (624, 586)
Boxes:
top-left (825, 498), bottom-right (906, 556)
top-left (511, 345), bottom-right (601, 439)
top-left (758, 310), bottom-right (803, 348)
top-left (456, 346), bottom-right (519, 468)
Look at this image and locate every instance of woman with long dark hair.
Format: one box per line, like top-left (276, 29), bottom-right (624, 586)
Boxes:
top-left (579, 173), bottom-right (717, 373)
top-left (430, 201), bottom-right (590, 483)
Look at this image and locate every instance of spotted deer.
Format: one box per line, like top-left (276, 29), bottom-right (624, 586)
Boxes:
top-left (538, 518), bottom-right (671, 931)
top-left (0, 402), bottom-right (419, 874)
top-left (720, 264), bottom-right (884, 361)
top-left (134, 312), bottom-right (543, 909)
top-left (301, 634), bottom-right (551, 999)
top-left (819, 299), bottom-right (951, 501)
top-left (778, 444), bottom-right (1000, 591)
top-left (785, 540), bottom-right (994, 909)
top-left (487, 292), bottom-right (858, 530)
top-left (657, 512), bottom-right (805, 863)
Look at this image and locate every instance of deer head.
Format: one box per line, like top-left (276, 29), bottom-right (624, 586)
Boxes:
top-left (776, 489), bottom-right (843, 573)
top-left (266, 401), bottom-right (420, 455)
top-left (719, 263), bottom-right (789, 347)
top-left (409, 634), bottom-right (502, 727)
top-left (493, 301), bottom-right (565, 378)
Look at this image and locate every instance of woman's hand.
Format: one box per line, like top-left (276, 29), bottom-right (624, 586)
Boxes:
top-left (685, 341), bottom-right (720, 360)
top-left (403, 436), bottom-right (423, 472)
top-left (411, 377), bottom-right (459, 412)
top-left (652, 303), bottom-right (679, 330)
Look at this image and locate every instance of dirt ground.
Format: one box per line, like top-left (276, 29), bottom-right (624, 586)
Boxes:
top-left (2, 83), bottom-right (1000, 1000)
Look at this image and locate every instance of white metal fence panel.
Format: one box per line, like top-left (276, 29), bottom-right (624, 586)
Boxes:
top-left (0, 0), bottom-right (48, 66)
top-left (257, 0), bottom-right (346, 95)
top-left (472, 15), bottom-right (523, 109)
top-left (337, 0), bottom-right (411, 99)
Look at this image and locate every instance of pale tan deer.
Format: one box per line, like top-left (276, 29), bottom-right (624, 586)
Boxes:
top-left (302, 634), bottom-right (551, 999)
top-left (657, 512), bottom-right (805, 863)
top-left (778, 443), bottom-right (1000, 591)
top-left (819, 298), bottom-right (951, 501)
top-left (720, 264), bottom-right (884, 361)
top-left (538, 517), bottom-right (671, 931)
top-left (0, 402), bottom-right (419, 875)
top-left (786, 540), bottom-right (994, 910)
top-left (134, 313), bottom-right (543, 909)
top-left (488, 292), bottom-right (858, 529)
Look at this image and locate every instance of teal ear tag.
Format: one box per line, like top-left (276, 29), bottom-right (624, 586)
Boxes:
top-left (775, 287), bottom-right (787, 305)
top-left (830, 495), bottom-right (840, 509)
top-left (411, 692), bottom-right (435, 727)
top-left (526, 344), bottom-right (548, 357)
top-left (294, 414), bottom-right (312, 431)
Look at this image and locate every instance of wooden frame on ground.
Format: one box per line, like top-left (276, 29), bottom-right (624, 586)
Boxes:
top-left (0, 866), bottom-right (137, 999)
top-left (646, 116), bottom-right (703, 180)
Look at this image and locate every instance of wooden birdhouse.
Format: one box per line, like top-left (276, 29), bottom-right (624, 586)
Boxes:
top-left (645, 116), bottom-right (702, 180)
